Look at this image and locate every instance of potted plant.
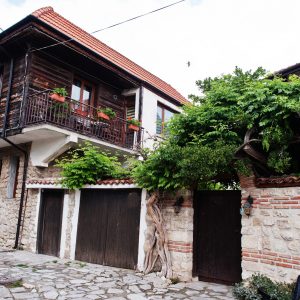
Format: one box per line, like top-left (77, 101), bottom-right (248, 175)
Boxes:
top-left (127, 117), bottom-right (141, 131)
top-left (50, 87), bottom-right (68, 103)
top-left (97, 107), bottom-right (116, 120)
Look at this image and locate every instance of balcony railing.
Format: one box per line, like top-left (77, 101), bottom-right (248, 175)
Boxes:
top-left (24, 90), bottom-right (143, 150)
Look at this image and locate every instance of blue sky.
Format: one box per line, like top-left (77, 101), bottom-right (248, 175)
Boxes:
top-left (1, 0), bottom-right (300, 98)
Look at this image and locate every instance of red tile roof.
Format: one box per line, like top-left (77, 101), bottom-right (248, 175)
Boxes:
top-left (31, 7), bottom-right (188, 105)
top-left (27, 178), bottom-right (134, 186)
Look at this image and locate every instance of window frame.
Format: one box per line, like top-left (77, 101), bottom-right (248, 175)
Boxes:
top-left (156, 103), bottom-right (176, 135)
top-left (7, 156), bottom-right (20, 199)
top-left (71, 77), bottom-right (95, 113)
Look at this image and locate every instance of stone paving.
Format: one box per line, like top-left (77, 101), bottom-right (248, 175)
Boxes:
top-left (0, 250), bottom-right (234, 300)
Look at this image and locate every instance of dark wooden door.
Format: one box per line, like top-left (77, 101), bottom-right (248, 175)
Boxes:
top-left (75, 189), bottom-right (141, 269)
top-left (37, 189), bottom-right (64, 257)
top-left (193, 190), bottom-right (241, 284)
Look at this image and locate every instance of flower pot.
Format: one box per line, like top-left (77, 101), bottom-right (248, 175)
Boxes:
top-left (128, 124), bottom-right (140, 131)
top-left (75, 109), bottom-right (88, 117)
top-left (97, 111), bottom-right (110, 120)
top-left (50, 93), bottom-right (65, 103)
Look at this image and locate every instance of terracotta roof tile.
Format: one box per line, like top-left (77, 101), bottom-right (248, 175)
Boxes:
top-left (31, 7), bottom-right (188, 105)
top-left (27, 178), bottom-right (135, 186)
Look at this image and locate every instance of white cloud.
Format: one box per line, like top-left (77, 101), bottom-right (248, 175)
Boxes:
top-left (1, 0), bottom-right (300, 98)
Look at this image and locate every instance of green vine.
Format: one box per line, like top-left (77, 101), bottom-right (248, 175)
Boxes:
top-left (55, 142), bottom-right (127, 189)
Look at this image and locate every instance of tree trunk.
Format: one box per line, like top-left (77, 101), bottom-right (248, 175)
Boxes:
top-left (144, 190), bottom-right (173, 278)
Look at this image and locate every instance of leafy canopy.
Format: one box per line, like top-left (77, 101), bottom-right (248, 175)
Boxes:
top-left (132, 67), bottom-right (300, 191)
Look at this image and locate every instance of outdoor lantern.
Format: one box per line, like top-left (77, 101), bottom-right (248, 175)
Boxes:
top-left (173, 196), bottom-right (184, 214)
top-left (241, 195), bottom-right (253, 217)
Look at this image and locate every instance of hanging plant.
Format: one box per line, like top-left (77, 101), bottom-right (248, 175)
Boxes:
top-left (50, 87), bottom-right (68, 103)
top-left (97, 107), bottom-right (116, 120)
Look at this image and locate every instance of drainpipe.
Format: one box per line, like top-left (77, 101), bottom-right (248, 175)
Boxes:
top-left (2, 137), bottom-right (29, 249)
top-left (2, 57), bottom-right (14, 137)
top-left (0, 49), bottom-right (29, 249)
top-left (19, 49), bottom-right (30, 128)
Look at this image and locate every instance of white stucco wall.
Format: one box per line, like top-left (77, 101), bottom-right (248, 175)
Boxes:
top-left (141, 87), bottom-right (182, 149)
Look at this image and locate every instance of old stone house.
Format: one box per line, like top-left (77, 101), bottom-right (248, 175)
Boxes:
top-left (1, 6), bottom-right (299, 285)
top-left (0, 7), bottom-right (191, 280)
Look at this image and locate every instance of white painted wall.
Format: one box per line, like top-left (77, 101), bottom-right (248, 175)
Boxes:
top-left (32, 189), bottom-right (41, 252)
top-left (141, 87), bottom-right (182, 149)
top-left (137, 189), bottom-right (147, 271)
top-left (70, 189), bottom-right (81, 260)
top-left (59, 192), bottom-right (69, 258)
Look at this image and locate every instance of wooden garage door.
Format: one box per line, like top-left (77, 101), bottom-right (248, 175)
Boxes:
top-left (37, 189), bottom-right (64, 257)
top-left (193, 190), bottom-right (242, 284)
top-left (75, 189), bottom-right (141, 269)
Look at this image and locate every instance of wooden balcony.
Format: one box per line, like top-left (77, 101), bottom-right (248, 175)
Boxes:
top-left (23, 90), bottom-right (143, 150)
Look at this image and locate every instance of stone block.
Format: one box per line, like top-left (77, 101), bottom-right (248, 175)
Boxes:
top-left (277, 220), bottom-right (291, 229)
top-left (242, 236), bottom-right (258, 249)
top-left (279, 230), bottom-right (294, 241)
top-left (263, 218), bottom-right (275, 226)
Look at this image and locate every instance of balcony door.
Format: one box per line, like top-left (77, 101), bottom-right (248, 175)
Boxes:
top-left (71, 79), bottom-right (94, 117)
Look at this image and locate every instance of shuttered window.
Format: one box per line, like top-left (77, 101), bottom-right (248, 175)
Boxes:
top-left (7, 156), bottom-right (20, 199)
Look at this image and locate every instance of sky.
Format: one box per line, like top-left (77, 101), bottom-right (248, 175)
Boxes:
top-left (1, 0), bottom-right (300, 98)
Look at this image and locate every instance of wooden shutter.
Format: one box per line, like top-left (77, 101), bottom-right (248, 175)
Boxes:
top-left (7, 156), bottom-right (19, 198)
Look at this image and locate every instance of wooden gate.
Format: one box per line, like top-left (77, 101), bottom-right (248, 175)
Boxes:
top-left (37, 189), bottom-right (64, 257)
top-left (193, 190), bottom-right (242, 284)
top-left (75, 189), bottom-right (141, 269)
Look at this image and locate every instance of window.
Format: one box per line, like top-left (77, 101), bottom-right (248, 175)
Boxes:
top-left (156, 104), bottom-right (175, 134)
top-left (71, 79), bottom-right (94, 112)
top-left (7, 156), bottom-right (20, 199)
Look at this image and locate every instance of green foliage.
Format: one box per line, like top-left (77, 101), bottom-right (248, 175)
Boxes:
top-left (233, 273), bottom-right (295, 300)
top-left (127, 117), bottom-right (141, 127)
top-left (55, 142), bottom-right (126, 189)
top-left (132, 141), bottom-right (238, 191)
top-left (97, 107), bottom-right (116, 119)
top-left (52, 87), bottom-right (68, 97)
top-left (132, 67), bottom-right (300, 191)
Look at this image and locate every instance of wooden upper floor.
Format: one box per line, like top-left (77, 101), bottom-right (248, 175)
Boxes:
top-left (0, 7), bottom-right (187, 151)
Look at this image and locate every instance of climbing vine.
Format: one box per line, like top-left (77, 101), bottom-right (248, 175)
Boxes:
top-left (55, 142), bottom-right (126, 189)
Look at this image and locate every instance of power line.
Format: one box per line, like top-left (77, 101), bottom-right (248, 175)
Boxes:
top-left (31, 0), bottom-right (186, 53)
top-left (0, 27), bottom-right (4, 32)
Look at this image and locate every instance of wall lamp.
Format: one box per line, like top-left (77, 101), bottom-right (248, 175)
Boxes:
top-left (173, 196), bottom-right (184, 214)
top-left (241, 195), bottom-right (253, 217)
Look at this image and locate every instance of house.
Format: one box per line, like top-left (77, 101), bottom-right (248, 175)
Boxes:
top-left (0, 7), bottom-right (190, 278)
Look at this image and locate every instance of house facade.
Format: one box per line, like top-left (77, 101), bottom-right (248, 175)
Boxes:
top-left (0, 7), bottom-right (192, 280)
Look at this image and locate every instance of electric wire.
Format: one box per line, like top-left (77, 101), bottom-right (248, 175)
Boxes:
top-left (31, 0), bottom-right (186, 53)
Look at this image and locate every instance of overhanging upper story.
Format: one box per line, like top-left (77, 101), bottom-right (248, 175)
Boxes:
top-left (0, 7), bottom-right (188, 161)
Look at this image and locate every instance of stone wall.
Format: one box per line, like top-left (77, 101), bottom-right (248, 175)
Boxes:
top-left (0, 144), bottom-right (62, 250)
top-left (144, 190), bottom-right (194, 281)
top-left (0, 147), bottom-right (26, 248)
top-left (240, 175), bottom-right (300, 283)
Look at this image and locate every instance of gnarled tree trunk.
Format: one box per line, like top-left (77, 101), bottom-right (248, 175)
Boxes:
top-left (144, 190), bottom-right (172, 278)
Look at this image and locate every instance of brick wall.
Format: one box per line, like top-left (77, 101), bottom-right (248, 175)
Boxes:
top-left (240, 174), bottom-right (300, 282)
top-left (144, 190), bottom-right (194, 281)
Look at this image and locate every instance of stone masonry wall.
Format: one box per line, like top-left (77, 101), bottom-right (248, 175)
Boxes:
top-left (0, 147), bottom-right (26, 248)
top-left (144, 190), bottom-right (194, 281)
top-left (240, 175), bottom-right (300, 283)
top-left (0, 144), bottom-right (62, 250)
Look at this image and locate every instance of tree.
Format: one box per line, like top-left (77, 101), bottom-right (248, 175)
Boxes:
top-left (132, 67), bottom-right (300, 277)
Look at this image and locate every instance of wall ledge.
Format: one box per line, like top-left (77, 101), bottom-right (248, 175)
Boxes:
top-left (256, 176), bottom-right (300, 188)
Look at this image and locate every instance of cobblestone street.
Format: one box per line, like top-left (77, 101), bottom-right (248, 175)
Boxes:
top-left (0, 250), bottom-right (234, 300)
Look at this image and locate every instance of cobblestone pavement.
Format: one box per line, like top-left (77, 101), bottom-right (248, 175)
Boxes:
top-left (0, 250), bottom-right (234, 300)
